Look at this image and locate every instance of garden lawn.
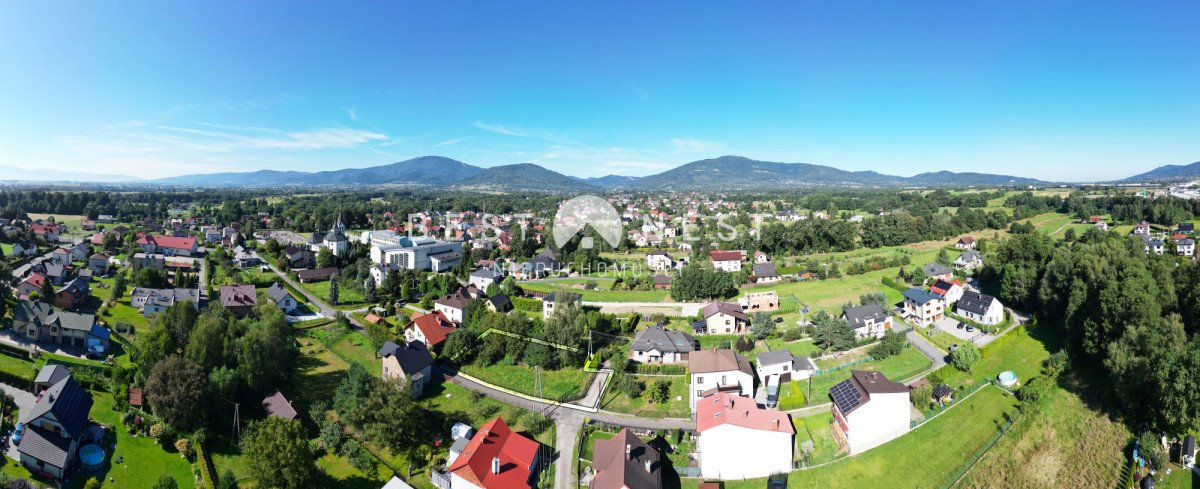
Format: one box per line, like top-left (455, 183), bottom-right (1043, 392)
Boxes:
top-left (420, 382), bottom-right (556, 447)
top-left (791, 410), bottom-right (842, 465)
top-left (89, 392), bottom-right (197, 489)
top-left (299, 280), bottom-right (371, 309)
top-left (517, 280), bottom-right (671, 302)
top-left (939, 325), bottom-right (1052, 390)
top-left (915, 327), bottom-right (958, 353)
top-left (598, 375), bottom-right (689, 418)
top-left (461, 363), bottom-right (591, 401)
top-left (808, 347), bottom-right (932, 401)
top-left (329, 332), bottom-right (383, 373)
top-left (684, 385), bottom-right (1019, 488)
top-left (101, 297), bottom-right (152, 332)
top-left (763, 338), bottom-right (819, 358)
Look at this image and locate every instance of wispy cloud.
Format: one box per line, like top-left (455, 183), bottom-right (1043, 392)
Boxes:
top-left (670, 137), bottom-right (722, 153)
top-left (341, 107), bottom-right (358, 122)
top-left (473, 120), bottom-right (578, 145)
top-left (435, 136), bottom-right (470, 147)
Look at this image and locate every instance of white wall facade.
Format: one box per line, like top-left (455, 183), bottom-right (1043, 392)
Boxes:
top-left (836, 391), bottom-right (911, 455)
top-left (690, 370), bottom-right (754, 411)
top-left (699, 424), bottom-right (792, 480)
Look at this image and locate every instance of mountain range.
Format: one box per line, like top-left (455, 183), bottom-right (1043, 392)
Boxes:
top-left (20, 156), bottom-right (1200, 190)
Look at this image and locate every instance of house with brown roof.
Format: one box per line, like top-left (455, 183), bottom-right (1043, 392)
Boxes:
top-left (955, 236), bottom-right (976, 250)
top-left (829, 370), bottom-right (911, 454)
top-left (404, 311), bottom-right (457, 349)
top-left (696, 393), bottom-right (793, 480)
top-left (434, 288), bottom-right (472, 324)
top-left (590, 428), bottom-right (663, 489)
top-left (219, 284), bottom-right (257, 317)
top-left (688, 349), bottom-right (754, 412)
top-left (261, 390), bottom-right (298, 420)
top-left (295, 267), bottom-right (337, 283)
top-left (446, 417), bottom-right (539, 489)
top-left (709, 250), bottom-right (743, 272)
top-left (697, 302), bottom-right (748, 335)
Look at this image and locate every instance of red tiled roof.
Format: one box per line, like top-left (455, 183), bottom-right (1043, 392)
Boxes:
top-left (447, 417), bottom-right (538, 489)
top-left (128, 387), bottom-right (143, 407)
top-left (407, 311), bottom-right (457, 346)
top-left (709, 250), bottom-right (742, 262)
top-left (219, 284), bottom-right (257, 308)
top-left (137, 235), bottom-right (197, 251)
top-left (21, 273), bottom-right (46, 290)
top-left (696, 393), bottom-right (795, 434)
top-left (957, 236), bottom-right (975, 244)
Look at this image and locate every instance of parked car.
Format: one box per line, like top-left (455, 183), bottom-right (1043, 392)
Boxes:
top-left (957, 322), bottom-right (965, 329)
top-left (966, 325), bottom-right (975, 332)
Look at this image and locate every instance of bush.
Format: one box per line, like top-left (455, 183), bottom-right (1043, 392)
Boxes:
top-left (782, 327), bottom-right (805, 341)
top-left (951, 343), bottom-right (981, 372)
top-left (869, 330), bottom-right (907, 359)
top-left (175, 438), bottom-right (194, 460)
top-left (909, 382), bottom-right (934, 410)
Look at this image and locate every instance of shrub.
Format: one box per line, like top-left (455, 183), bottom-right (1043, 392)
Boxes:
top-left (647, 379), bottom-right (671, 404)
top-left (950, 343), bottom-right (981, 372)
top-left (175, 438), bottom-right (193, 460)
top-left (909, 382), bottom-right (934, 410)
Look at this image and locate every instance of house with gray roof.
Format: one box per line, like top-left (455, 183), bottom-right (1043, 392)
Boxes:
top-left (265, 282), bottom-right (298, 314)
top-left (468, 266), bottom-right (503, 291)
top-left (379, 341), bottom-right (434, 398)
top-left (953, 251), bottom-right (983, 270)
top-left (130, 287), bottom-right (200, 316)
top-left (18, 365), bottom-right (94, 479)
top-left (841, 303), bottom-right (894, 339)
top-left (629, 323), bottom-right (698, 365)
top-left (752, 263), bottom-right (781, 284)
top-left (901, 288), bottom-right (945, 326)
top-left (921, 262), bottom-right (954, 281)
top-left (12, 300), bottom-right (95, 347)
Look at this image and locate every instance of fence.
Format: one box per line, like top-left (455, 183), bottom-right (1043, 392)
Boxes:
top-left (479, 328), bottom-right (582, 353)
top-left (812, 356), bottom-right (875, 376)
top-left (939, 407), bottom-right (1023, 489)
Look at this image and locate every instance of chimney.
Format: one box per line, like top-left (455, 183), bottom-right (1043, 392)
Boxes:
top-left (491, 457), bottom-right (501, 474)
top-left (772, 418), bottom-right (780, 430)
top-left (626, 443), bottom-right (632, 459)
top-left (645, 460), bottom-right (653, 473)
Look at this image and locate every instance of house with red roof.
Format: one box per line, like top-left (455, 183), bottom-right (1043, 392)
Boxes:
top-left (219, 284), bottom-right (257, 317)
top-left (709, 250), bottom-right (744, 272)
top-left (403, 310), bottom-right (457, 349)
top-left (446, 417), bottom-right (539, 489)
top-left (696, 393), bottom-right (793, 480)
top-left (929, 279), bottom-right (964, 305)
top-left (136, 235), bottom-right (198, 257)
top-left (17, 273), bottom-right (47, 298)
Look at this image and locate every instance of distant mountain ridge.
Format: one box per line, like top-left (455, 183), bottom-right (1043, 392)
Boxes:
top-left (1119, 161), bottom-right (1200, 183)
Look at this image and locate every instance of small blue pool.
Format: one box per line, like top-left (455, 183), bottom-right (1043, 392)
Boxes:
top-left (998, 371), bottom-right (1018, 387)
top-left (79, 444), bottom-right (104, 469)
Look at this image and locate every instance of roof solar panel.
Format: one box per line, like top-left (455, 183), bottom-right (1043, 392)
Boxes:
top-left (829, 379), bottom-right (863, 413)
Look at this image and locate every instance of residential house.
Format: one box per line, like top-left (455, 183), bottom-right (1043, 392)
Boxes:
top-left (688, 349), bottom-right (754, 411)
top-left (756, 350), bottom-right (817, 384)
top-left (698, 302), bottom-right (749, 335)
top-left (754, 250), bottom-right (770, 263)
top-left (87, 254), bottom-right (109, 275)
top-left (265, 283), bottom-right (299, 314)
top-left (1144, 236), bottom-right (1165, 255)
top-left (709, 250), bottom-right (743, 272)
top-left (18, 366), bottom-right (94, 479)
top-left (1178, 238), bottom-right (1195, 257)
top-left (379, 341), bottom-right (434, 398)
top-left (11, 240), bottom-right (38, 257)
top-left (696, 393), bottom-right (793, 480)
top-left (50, 247), bottom-right (71, 266)
top-left (1179, 223), bottom-right (1195, 235)
top-left (404, 311), bottom-right (457, 350)
top-left (219, 284), bottom-right (257, 317)
top-left (283, 246), bottom-right (316, 269)
top-left (136, 235), bottom-right (198, 256)
top-left (485, 294), bottom-right (512, 313)
top-left (953, 251), bottom-right (982, 270)
top-left (629, 323), bottom-right (698, 365)
top-left (53, 278), bottom-right (90, 310)
top-left (38, 263), bottom-right (67, 286)
top-left (921, 262), bottom-right (954, 282)
top-left (1094, 220), bottom-right (1109, 231)
top-left (1133, 221), bottom-right (1152, 236)
top-left (652, 274), bottom-right (671, 289)
top-left (738, 290), bottom-right (779, 312)
top-left (646, 250), bottom-right (674, 271)
top-left (261, 390), bottom-right (298, 420)
top-left (542, 291), bottom-right (581, 320)
top-left (901, 288), bottom-right (945, 326)
top-left (67, 242), bottom-right (89, 262)
top-left (590, 428), bottom-right (664, 489)
top-left (435, 289), bottom-right (472, 324)
top-left (842, 303), bottom-right (893, 339)
top-left (469, 267), bottom-right (503, 291)
top-left (129, 253), bottom-right (166, 271)
top-left (929, 279), bottom-right (964, 305)
top-left (751, 263), bottom-right (781, 284)
top-left (829, 370), bottom-right (911, 455)
top-left (955, 236), bottom-right (976, 250)
top-left (29, 223), bottom-right (61, 242)
top-left (446, 417), bottom-right (539, 489)
top-left (96, 214), bottom-right (114, 224)
top-left (956, 291), bottom-right (1005, 325)
top-left (295, 267), bottom-right (337, 283)
top-left (12, 300), bottom-right (95, 347)
top-left (17, 273), bottom-right (46, 298)
top-left (130, 287), bottom-right (201, 316)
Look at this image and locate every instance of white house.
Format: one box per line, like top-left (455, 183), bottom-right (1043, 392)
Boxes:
top-left (645, 250), bottom-right (674, 271)
top-left (1177, 238), bottom-right (1195, 257)
top-left (265, 283), bottom-right (299, 314)
top-left (469, 267), bottom-right (503, 291)
top-left (830, 370), bottom-right (911, 455)
top-left (755, 350), bottom-right (817, 409)
top-left (956, 291), bottom-right (1004, 325)
top-left (629, 323), bottom-right (697, 365)
top-left (953, 251), bottom-right (983, 270)
top-left (955, 236), bottom-right (976, 250)
top-left (434, 289), bottom-right (471, 324)
top-left (929, 279), bottom-right (964, 305)
top-left (697, 302), bottom-right (748, 335)
top-left (688, 349), bottom-right (754, 412)
top-left (542, 291), bottom-right (581, 320)
top-left (1133, 221), bottom-right (1152, 236)
top-left (446, 416), bottom-right (539, 489)
top-left (709, 250), bottom-right (743, 272)
top-left (1145, 236), bottom-right (1165, 255)
top-left (841, 304), bottom-right (893, 339)
top-left (901, 288), bottom-right (945, 326)
top-left (697, 393), bottom-right (793, 480)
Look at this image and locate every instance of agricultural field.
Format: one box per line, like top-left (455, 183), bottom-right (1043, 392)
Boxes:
top-left (683, 385), bottom-right (1019, 488)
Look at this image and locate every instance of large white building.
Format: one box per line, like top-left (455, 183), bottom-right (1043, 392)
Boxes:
top-left (369, 236), bottom-right (463, 283)
top-left (697, 393), bottom-right (793, 480)
top-left (956, 291), bottom-right (1005, 325)
top-left (830, 370), bottom-right (911, 455)
top-left (688, 349), bottom-right (754, 412)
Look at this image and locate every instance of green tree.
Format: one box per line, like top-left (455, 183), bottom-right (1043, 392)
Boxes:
top-left (238, 311), bottom-right (297, 394)
top-left (810, 311), bottom-right (855, 351)
top-left (749, 311), bottom-right (776, 340)
top-left (869, 330), bottom-right (907, 359)
top-left (146, 355), bottom-right (210, 431)
top-left (328, 279), bottom-right (339, 306)
top-left (441, 329), bottom-right (480, 365)
top-left (364, 320), bottom-right (390, 350)
top-left (647, 379), bottom-right (670, 404)
top-left (316, 246), bottom-right (334, 269)
top-left (951, 343), bottom-right (981, 372)
top-left (40, 276), bottom-right (54, 304)
top-left (909, 382), bottom-right (934, 410)
top-left (241, 417), bottom-right (315, 489)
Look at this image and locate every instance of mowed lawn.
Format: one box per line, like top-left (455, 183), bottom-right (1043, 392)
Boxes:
top-left (299, 280), bottom-right (372, 309)
top-left (941, 325), bottom-right (1052, 390)
top-left (460, 363), bottom-right (591, 401)
top-left (598, 375), bottom-right (690, 418)
top-left (807, 347), bottom-right (933, 399)
top-left (683, 385), bottom-right (1019, 488)
top-left (89, 392), bottom-right (198, 489)
top-left (958, 382), bottom-right (1130, 489)
top-left (517, 279), bottom-right (672, 302)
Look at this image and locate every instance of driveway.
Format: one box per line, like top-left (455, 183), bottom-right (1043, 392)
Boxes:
top-left (906, 329), bottom-right (947, 370)
top-left (931, 317), bottom-right (987, 345)
top-left (0, 383), bottom-right (35, 463)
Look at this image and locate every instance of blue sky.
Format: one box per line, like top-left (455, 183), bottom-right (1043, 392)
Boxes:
top-left (1, 1), bottom-right (1197, 181)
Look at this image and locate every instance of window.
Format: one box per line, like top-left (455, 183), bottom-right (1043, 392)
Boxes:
top-left (721, 375), bottom-right (727, 385)
top-left (697, 377), bottom-right (704, 383)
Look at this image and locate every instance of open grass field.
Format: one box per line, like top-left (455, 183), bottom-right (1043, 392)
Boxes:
top-left (329, 331), bottom-right (383, 372)
top-left (940, 325), bottom-right (1053, 390)
top-left (299, 279), bottom-right (372, 310)
top-left (461, 363), bottom-right (591, 401)
top-left (684, 385), bottom-right (1019, 488)
top-left (807, 347), bottom-right (933, 400)
top-left (958, 380), bottom-right (1131, 489)
top-left (421, 381), bottom-right (557, 447)
top-left (518, 279), bottom-right (672, 302)
top-left (764, 338), bottom-right (820, 358)
top-left (598, 374), bottom-right (689, 418)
